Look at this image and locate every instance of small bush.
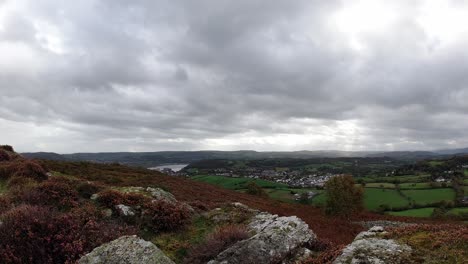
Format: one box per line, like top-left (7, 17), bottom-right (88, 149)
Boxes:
top-left (96, 189), bottom-right (150, 208)
top-left (184, 225), bottom-right (249, 264)
top-left (245, 182), bottom-right (267, 197)
top-left (20, 181), bottom-right (80, 210)
top-left (0, 145), bottom-right (14, 152)
top-left (0, 196), bottom-right (12, 213)
top-left (141, 200), bottom-right (191, 232)
top-left (0, 150), bottom-right (10, 162)
top-left (96, 189), bottom-right (126, 208)
top-left (11, 160), bottom-right (48, 182)
top-left (76, 181), bottom-right (104, 199)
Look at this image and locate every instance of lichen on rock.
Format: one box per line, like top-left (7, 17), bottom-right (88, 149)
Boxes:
top-left (208, 209), bottom-right (317, 264)
top-left (78, 235), bottom-right (174, 264)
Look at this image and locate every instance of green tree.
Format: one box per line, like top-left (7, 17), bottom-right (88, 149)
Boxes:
top-left (245, 182), bottom-right (267, 197)
top-left (324, 175), bottom-right (364, 217)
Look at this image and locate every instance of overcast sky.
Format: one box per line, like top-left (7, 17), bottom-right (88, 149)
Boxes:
top-left (1, 0), bottom-right (468, 153)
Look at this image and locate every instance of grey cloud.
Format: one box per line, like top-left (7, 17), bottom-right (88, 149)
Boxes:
top-left (1, 0), bottom-right (468, 152)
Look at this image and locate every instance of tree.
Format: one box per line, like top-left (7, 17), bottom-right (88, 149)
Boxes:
top-left (245, 182), bottom-right (267, 197)
top-left (324, 175), bottom-right (364, 217)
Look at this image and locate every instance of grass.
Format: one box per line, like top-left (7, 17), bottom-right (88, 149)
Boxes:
top-left (401, 188), bottom-right (455, 205)
top-left (363, 188), bottom-right (409, 210)
top-left (387, 207), bottom-right (435, 218)
top-left (364, 182), bottom-right (396, 188)
top-left (266, 188), bottom-right (323, 203)
top-left (358, 175), bottom-right (430, 183)
top-left (399, 182), bottom-right (432, 189)
top-left (428, 160), bottom-right (445, 167)
top-left (447, 208), bottom-right (468, 216)
top-left (149, 215), bottom-right (215, 262)
top-left (191, 175), bottom-right (287, 190)
top-left (464, 169), bottom-right (468, 177)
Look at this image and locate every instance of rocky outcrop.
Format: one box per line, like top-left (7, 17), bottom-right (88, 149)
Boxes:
top-left (208, 210), bottom-right (317, 264)
top-left (333, 226), bottom-right (412, 264)
top-left (122, 187), bottom-right (178, 204)
top-left (78, 235), bottom-right (174, 264)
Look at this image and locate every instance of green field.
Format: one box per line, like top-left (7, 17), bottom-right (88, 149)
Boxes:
top-left (387, 207), bottom-right (435, 218)
top-left (399, 182), bottom-right (432, 189)
top-left (401, 188), bottom-right (455, 205)
top-left (266, 188), bottom-right (324, 204)
top-left (358, 175), bottom-right (430, 183)
top-left (364, 188), bottom-right (409, 210)
top-left (447, 207), bottom-right (468, 216)
top-left (364, 183), bottom-right (396, 188)
top-left (310, 193), bottom-right (327, 205)
top-left (428, 160), bottom-right (445, 167)
top-left (191, 175), bottom-right (287, 190)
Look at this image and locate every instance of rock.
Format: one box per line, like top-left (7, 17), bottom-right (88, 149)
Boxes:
top-left (78, 235), bottom-right (174, 264)
top-left (356, 220), bottom-right (415, 229)
top-left (115, 204), bottom-right (135, 216)
top-left (354, 225), bottom-right (387, 240)
top-left (102, 209), bottom-right (113, 218)
top-left (90, 193), bottom-right (99, 200)
top-left (145, 187), bottom-right (177, 204)
top-left (208, 212), bottom-right (316, 264)
top-left (334, 227), bottom-right (412, 264)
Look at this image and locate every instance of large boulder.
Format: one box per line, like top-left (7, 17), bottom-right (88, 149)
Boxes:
top-left (208, 211), bottom-right (316, 264)
top-left (333, 226), bottom-right (412, 264)
top-left (78, 235), bottom-right (174, 264)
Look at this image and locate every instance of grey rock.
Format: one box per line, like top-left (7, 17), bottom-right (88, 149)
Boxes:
top-left (355, 225), bottom-right (387, 240)
top-left (208, 212), bottom-right (316, 264)
top-left (78, 235), bottom-right (174, 264)
top-left (115, 204), bottom-right (135, 216)
top-left (145, 187), bottom-right (177, 204)
top-left (334, 228), bottom-right (412, 264)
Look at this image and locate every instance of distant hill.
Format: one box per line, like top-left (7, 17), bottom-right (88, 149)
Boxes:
top-left (21, 147), bottom-right (468, 167)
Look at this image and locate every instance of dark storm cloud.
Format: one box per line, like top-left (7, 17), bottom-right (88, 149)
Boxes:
top-left (1, 0), bottom-right (468, 152)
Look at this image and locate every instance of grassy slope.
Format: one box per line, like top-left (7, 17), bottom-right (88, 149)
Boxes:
top-left (401, 188), bottom-right (455, 204)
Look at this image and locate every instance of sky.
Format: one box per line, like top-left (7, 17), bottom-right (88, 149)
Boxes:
top-left (1, 0), bottom-right (468, 153)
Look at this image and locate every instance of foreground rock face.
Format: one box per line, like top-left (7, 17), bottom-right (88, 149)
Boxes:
top-left (333, 226), bottom-right (412, 264)
top-left (208, 211), bottom-right (317, 264)
top-left (78, 235), bottom-right (174, 264)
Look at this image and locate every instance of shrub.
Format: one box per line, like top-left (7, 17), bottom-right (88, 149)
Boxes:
top-left (96, 189), bottom-right (149, 208)
top-left (0, 204), bottom-right (136, 264)
top-left (20, 181), bottom-right (80, 210)
top-left (76, 181), bottom-right (104, 199)
top-left (0, 196), bottom-right (12, 213)
top-left (184, 225), bottom-right (249, 264)
top-left (245, 181), bottom-right (267, 197)
top-left (0, 145), bottom-right (14, 152)
top-left (0, 150), bottom-right (10, 162)
top-left (96, 189), bottom-right (126, 208)
top-left (141, 200), bottom-right (191, 232)
top-left (324, 175), bottom-right (364, 217)
top-left (11, 160), bottom-right (48, 182)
